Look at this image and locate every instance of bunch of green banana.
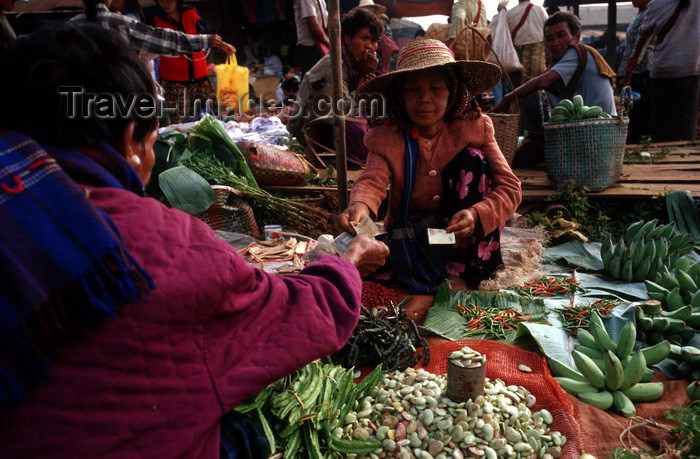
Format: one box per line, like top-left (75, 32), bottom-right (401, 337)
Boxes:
top-left (549, 95), bottom-right (612, 122)
top-left (548, 312), bottom-right (668, 417)
top-left (601, 219), bottom-right (696, 283)
top-left (669, 344), bottom-right (700, 380)
top-left (644, 254), bottom-right (700, 313)
top-left (636, 300), bottom-right (698, 345)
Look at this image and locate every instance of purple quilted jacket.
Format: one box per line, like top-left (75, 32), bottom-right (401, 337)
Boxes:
top-left (0, 186), bottom-right (361, 457)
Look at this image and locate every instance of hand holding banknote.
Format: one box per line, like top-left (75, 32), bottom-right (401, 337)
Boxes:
top-left (445, 208), bottom-right (479, 239)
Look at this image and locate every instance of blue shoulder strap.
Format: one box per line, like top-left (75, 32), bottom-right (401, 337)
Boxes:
top-left (395, 133), bottom-right (419, 225)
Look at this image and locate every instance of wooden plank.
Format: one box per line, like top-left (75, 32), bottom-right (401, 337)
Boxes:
top-left (522, 183), bottom-right (700, 200)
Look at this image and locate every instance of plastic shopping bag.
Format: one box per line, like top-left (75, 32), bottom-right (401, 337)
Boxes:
top-left (216, 55), bottom-right (250, 114)
top-left (488, 11), bottom-right (523, 73)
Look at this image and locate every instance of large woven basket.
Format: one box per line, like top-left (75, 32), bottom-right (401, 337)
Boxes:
top-left (237, 141), bottom-right (312, 186)
top-left (543, 117), bottom-right (629, 192)
top-left (487, 113), bottom-right (519, 165)
top-left (195, 185), bottom-right (260, 238)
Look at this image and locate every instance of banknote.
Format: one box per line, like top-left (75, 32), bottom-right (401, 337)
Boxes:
top-left (427, 228), bottom-right (456, 245)
top-left (351, 216), bottom-right (379, 238)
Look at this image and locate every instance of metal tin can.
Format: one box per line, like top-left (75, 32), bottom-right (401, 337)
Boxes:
top-left (263, 224), bottom-right (282, 240)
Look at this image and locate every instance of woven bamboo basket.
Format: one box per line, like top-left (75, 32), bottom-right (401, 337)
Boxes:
top-left (487, 113), bottom-right (520, 165)
top-left (543, 117), bottom-right (629, 191)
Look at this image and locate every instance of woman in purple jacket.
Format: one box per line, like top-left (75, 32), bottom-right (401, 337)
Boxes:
top-left (0, 23), bottom-right (388, 457)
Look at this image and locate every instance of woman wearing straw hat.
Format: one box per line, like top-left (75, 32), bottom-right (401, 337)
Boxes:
top-left (339, 39), bottom-right (522, 293)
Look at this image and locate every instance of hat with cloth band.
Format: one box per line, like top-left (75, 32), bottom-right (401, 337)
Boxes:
top-left (356, 39), bottom-right (501, 98)
top-left (358, 0), bottom-right (387, 15)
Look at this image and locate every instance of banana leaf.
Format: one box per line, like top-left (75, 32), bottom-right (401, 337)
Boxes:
top-left (189, 115), bottom-right (259, 188)
top-left (542, 240), bottom-right (605, 272)
top-left (422, 284), bottom-right (548, 343)
top-left (158, 166), bottom-right (216, 215)
top-left (666, 191), bottom-right (700, 245)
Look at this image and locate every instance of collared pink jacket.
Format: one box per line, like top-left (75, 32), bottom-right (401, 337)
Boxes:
top-left (0, 187), bottom-right (361, 458)
top-left (349, 115), bottom-right (522, 234)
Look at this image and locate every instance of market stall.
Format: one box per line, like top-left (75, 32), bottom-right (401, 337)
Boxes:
top-left (149, 112), bottom-right (699, 458)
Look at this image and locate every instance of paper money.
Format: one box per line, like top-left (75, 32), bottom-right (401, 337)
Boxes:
top-left (333, 232), bottom-right (355, 252)
top-left (351, 216), bottom-right (379, 238)
top-left (427, 228), bottom-right (456, 245)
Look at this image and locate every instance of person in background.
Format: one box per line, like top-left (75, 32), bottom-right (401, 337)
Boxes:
top-left (445, 0), bottom-right (487, 50)
top-left (488, 1), bottom-right (510, 105)
top-left (624, 0), bottom-right (699, 142)
top-left (491, 12), bottom-right (616, 167)
top-left (0, 0), bottom-right (17, 52)
top-left (414, 28), bottom-right (426, 40)
top-left (504, 0), bottom-right (549, 87)
top-left (338, 39), bottom-right (521, 293)
top-left (617, 0), bottom-right (653, 144)
top-left (287, 7), bottom-right (381, 165)
top-left (357, 0), bottom-right (397, 75)
top-left (148, 0), bottom-right (220, 124)
top-left (294, 0), bottom-right (329, 75)
top-left (0, 22), bottom-right (388, 457)
top-left (243, 32), bottom-right (262, 67)
top-left (110, 0), bottom-right (143, 20)
top-left (276, 64), bottom-right (300, 105)
top-left (74, 0), bottom-right (235, 112)
top-left (377, 13), bottom-right (399, 74)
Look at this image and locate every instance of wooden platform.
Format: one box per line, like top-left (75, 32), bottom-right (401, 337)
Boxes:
top-left (514, 141), bottom-right (700, 201)
top-left (263, 141), bottom-right (700, 202)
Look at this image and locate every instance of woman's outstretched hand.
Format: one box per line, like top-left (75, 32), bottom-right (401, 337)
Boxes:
top-left (337, 202), bottom-right (371, 235)
top-left (340, 235), bottom-right (389, 277)
top-left (446, 208), bottom-right (479, 240)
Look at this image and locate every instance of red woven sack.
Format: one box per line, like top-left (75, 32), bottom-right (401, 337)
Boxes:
top-left (418, 339), bottom-right (592, 458)
top-left (237, 141), bottom-right (312, 186)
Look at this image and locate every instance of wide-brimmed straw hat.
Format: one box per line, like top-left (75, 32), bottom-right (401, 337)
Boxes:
top-left (357, 39), bottom-right (501, 97)
top-left (358, 0), bottom-right (387, 15)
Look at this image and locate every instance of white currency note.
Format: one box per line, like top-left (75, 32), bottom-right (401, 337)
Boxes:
top-left (427, 228), bottom-right (456, 245)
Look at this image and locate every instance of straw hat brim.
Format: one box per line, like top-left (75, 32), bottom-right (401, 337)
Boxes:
top-left (359, 3), bottom-right (387, 15)
top-left (356, 60), bottom-right (501, 98)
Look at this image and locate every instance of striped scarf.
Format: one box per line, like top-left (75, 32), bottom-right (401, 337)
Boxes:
top-left (0, 131), bottom-right (155, 407)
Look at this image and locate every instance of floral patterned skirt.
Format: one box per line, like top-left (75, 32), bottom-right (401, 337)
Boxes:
top-left (376, 147), bottom-right (504, 292)
top-left (441, 147), bottom-right (504, 288)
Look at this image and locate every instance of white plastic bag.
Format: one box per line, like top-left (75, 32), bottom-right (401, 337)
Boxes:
top-left (488, 11), bottom-right (524, 74)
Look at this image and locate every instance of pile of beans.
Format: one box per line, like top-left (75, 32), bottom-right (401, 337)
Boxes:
top-left (362, 281), bottom-right (405, 308)
top-left (335, 368), bottom-right (567, 458)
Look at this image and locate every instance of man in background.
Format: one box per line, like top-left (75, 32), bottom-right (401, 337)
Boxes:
top-left (445, 0), bottom-right (487, 50)
top-left (294, 0), bottom-right (330, 75)
top-left (504, 0), bottom-right (549, 87)
top-left (624, 0), bottom-right (698, 142)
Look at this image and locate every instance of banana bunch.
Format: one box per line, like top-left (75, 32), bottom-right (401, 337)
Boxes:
top-left (636, 300), bottom-right (698, 345)
top-left (601, 219), bottom-right (696, 283)
top-left (669, 345), bottom-right (700, 401)
top-left (644, 254), bottom-right (700, 313)
top-left (669, 344), bottom-right (700, 380)
top-left (549, 95), bottom-right (612, 122)
top-left (548, 312), bottom-right (668, 417)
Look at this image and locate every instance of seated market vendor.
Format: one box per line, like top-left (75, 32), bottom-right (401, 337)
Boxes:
top-left (0, 23), bottom-right (389, 457)
top-left (491, 12), bottom-right (617, 167)
top-left (338, 39), bottom-right (522, 293)
top-left (286, 7), bottom-right (381, 166)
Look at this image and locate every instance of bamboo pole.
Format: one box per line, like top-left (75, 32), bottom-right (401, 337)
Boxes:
top-left (328, 0), bottom-right (348, 211)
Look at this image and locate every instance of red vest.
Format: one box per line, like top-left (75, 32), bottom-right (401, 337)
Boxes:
top-left (154, 8), bottom-right (208, 82)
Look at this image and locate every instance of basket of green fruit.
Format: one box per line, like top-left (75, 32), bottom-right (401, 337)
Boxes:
top-left (543, 94), bottom-right (628, 192)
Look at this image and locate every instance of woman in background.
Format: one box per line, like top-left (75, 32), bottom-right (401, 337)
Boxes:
top-left (149, 0), bottom-right (218, 123)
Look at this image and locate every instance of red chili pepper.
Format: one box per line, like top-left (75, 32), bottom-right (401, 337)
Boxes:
top-left (467, 318), bottom-right (482, 327)
top-left (573, 310), bottom-right (590, 318)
